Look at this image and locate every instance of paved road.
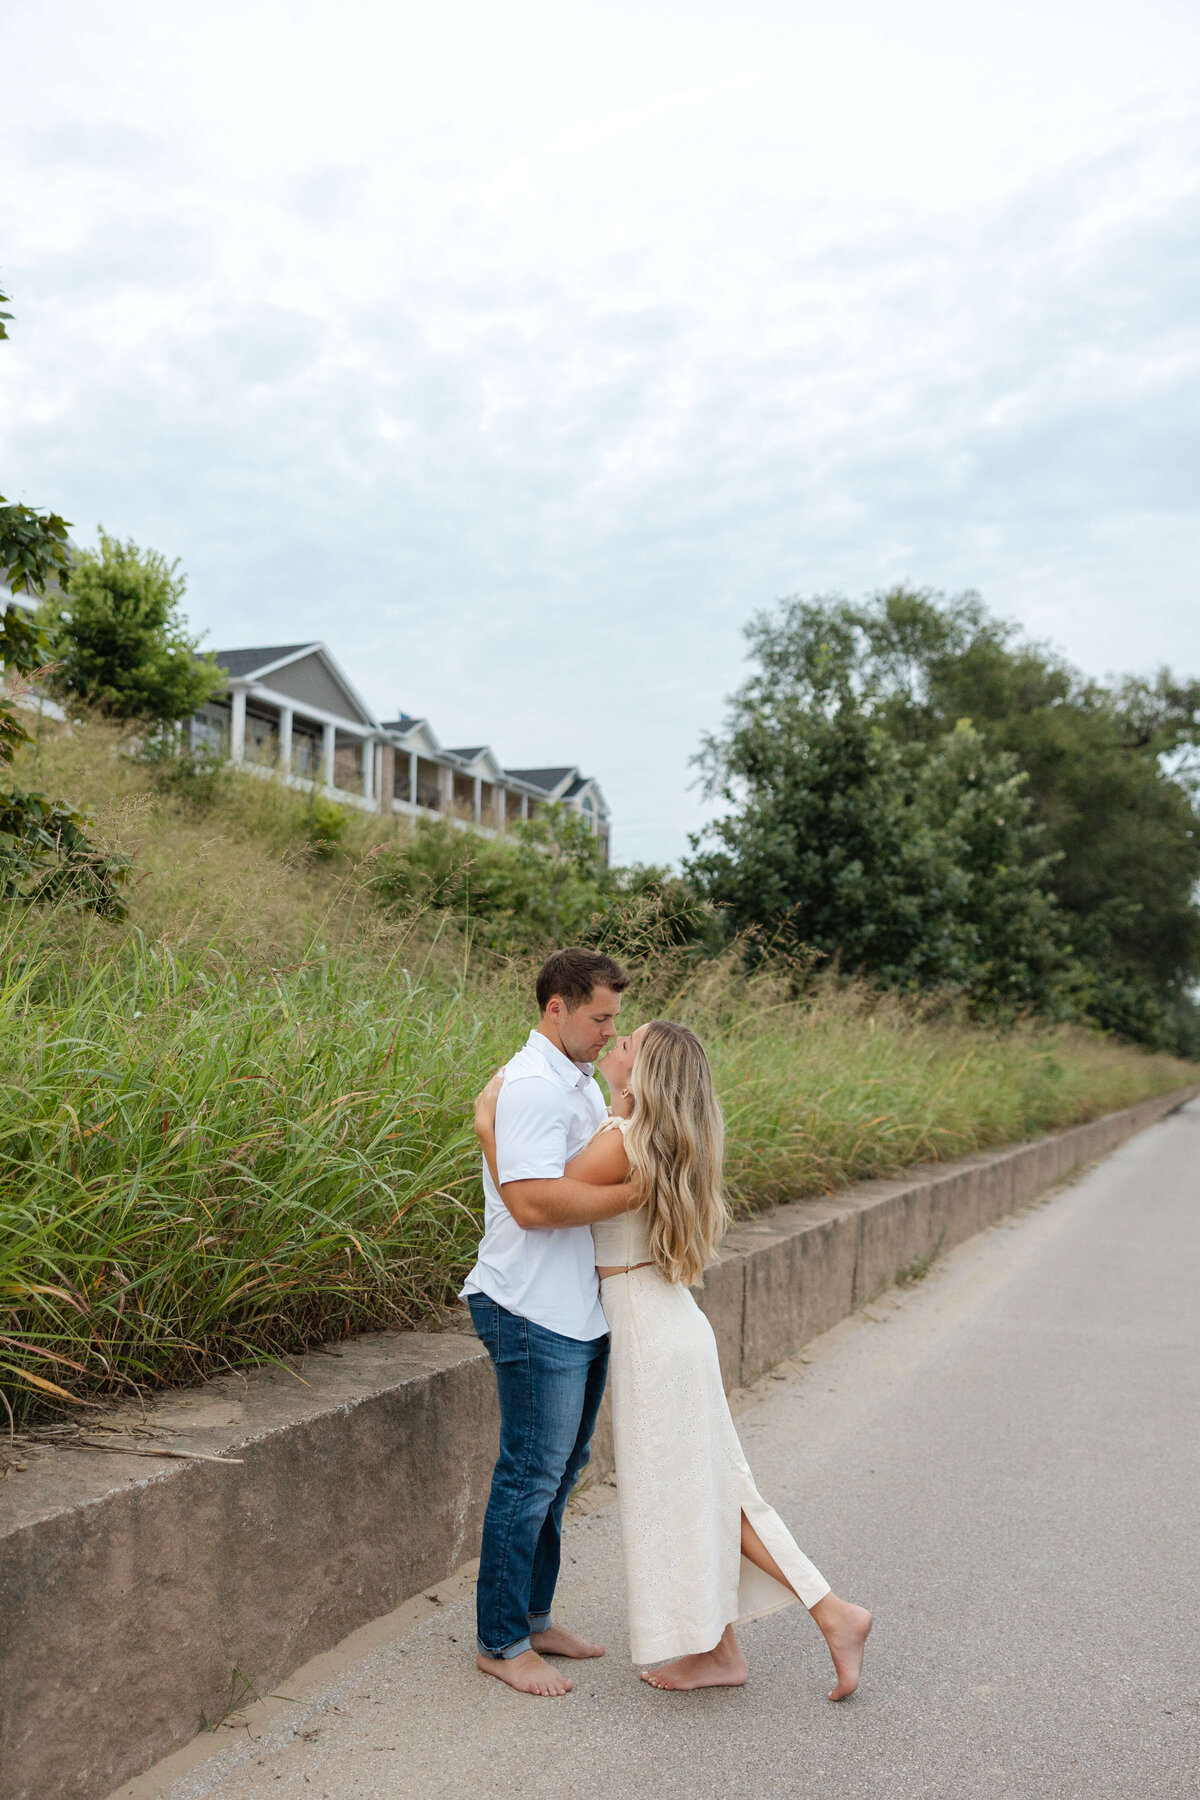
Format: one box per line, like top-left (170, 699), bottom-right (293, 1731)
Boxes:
top-left (131, 1102), bottom-right (1199, 1800)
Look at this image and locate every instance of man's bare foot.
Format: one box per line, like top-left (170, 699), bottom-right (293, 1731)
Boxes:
top-left (641, 1625), bottom-right (748, 1691)
top-left (530, 1625), bottom-right (605, 1659)
top-left (476, 1649), bottom-right (573, 1696)
top-left (811, 1594), bottom-right (872, 1700)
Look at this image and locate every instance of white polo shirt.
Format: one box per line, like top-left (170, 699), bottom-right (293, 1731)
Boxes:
top-left (460, 1028), bottom-right (609, 1340)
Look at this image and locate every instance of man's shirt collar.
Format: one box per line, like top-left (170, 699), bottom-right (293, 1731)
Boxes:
top-left (527, 1026), bottom-right (594, 1090)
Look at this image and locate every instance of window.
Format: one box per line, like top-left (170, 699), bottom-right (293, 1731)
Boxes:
top-left (415, 757), bottom-right (442, 810)
top-left (244, 706), bottom-right (280, 768)
top-left (291, 720), bottom-right (322, 778)
top-left (452, 770), bottom-right (475, 815)
top-left (333, 732), bottom-right (364, 795)
top-left (191, 701), bottom-right (230, 756)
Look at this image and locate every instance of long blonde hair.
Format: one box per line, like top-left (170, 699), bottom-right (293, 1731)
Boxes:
top-left (624, 1020), bottom-right (729, 1286)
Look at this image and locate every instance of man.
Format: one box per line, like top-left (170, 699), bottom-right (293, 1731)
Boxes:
top-left (461, 946), bottom-right (635, 1697)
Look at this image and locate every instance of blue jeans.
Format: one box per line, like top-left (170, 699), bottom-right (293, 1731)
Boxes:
top-left (468, 1293), bottom-right (610, 1659)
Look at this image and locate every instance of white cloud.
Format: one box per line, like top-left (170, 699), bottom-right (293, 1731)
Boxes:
top-left (546, 75), bottom-right (766, 159)
top-left (1, 0), bottom-right (1198, 860)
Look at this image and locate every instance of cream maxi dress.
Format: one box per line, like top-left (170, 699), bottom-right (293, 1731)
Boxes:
top-left (592, 1119), bottom-right (831, 1666)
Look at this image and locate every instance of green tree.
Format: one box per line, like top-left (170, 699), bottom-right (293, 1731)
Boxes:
top-left (0, 286), bottom-right (127, 914)
top-left (0, 288), bottom-right (73, 601)
top-left (511, 803), bottom-right (606, 947)
top-left (40, 532), bottom-right (222, 723)
top-left (793, 586), bottom-right (1200, 1050)
top-left (687, 597), bottom-right (1077, 1013)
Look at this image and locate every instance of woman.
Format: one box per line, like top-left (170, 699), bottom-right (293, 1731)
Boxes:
top-left (475, 1018), bottom-right (871, 1695)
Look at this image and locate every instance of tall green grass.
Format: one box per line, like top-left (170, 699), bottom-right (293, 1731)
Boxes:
top-left (0, 918), bottom-right (508, 1422)
top-left (1, 908), bottom-right (1193, 1426)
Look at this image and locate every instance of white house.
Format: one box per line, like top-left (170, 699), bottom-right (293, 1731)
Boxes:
top-left (191, 643), bottom-right (612, 861)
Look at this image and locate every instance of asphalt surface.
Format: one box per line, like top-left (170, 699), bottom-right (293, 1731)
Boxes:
top-left (129, 1101), bottom-right (1199, 1800)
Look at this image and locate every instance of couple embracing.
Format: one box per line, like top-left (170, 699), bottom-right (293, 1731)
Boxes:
top-left (461, 947), bottom-right (871, 1698)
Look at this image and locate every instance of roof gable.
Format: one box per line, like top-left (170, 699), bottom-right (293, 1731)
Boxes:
top-left (215, 645), bottom-right (314, 681)
top-left (504, 766), bottom-right (577, 797)
top-left (571, 776), bottom-right (608, 814)
top-left (448, 746), bottom-right (505, 781)
top-left (385, 717), bottom-right (443, 758)
top-left (217, 643), bottom-right (378, 729)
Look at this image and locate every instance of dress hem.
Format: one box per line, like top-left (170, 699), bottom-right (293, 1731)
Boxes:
top-left (631, 1589), bottom-right (803, 1665)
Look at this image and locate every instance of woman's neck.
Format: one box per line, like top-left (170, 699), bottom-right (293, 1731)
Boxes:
top-left (610, 1088), bottom-right (635, 1120)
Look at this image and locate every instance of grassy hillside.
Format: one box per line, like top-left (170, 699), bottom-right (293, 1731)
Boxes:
top-left (1, 721), bottom-right (1193, 1424)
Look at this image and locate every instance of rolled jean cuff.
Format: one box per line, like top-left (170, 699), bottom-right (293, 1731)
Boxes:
top-left (479, 1633), bottom-right (532, 1660)
top-left (527, 1611), bottom-right (552, 1634)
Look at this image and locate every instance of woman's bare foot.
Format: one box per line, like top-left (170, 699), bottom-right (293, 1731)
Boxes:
top-left (810, 1594), bottom-right (872, 1700)
top-left (530, 1625), bottom-right (605, 1659)
top-left (476, 1649), bottom-right (573, 1696)
top-left (640, 1625), bottom-right (748, 1691)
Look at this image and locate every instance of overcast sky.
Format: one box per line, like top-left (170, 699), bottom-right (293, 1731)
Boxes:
top-left (3, 0), bottom-right (1198, 863)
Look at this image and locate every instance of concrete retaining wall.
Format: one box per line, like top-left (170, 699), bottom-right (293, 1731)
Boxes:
top-left (1, 1087), bottom-right (1193, 1800)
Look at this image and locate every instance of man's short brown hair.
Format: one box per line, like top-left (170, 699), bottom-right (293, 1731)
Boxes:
top-left (536, 947), bottom-right (630, 1013)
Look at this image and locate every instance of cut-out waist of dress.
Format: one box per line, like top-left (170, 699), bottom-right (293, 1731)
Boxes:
top-left (591, 1207), bottom-right (651, 1268)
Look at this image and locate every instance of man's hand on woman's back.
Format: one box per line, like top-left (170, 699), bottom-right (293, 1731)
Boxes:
top-left (474, 1068), bottom-right (505, 1137)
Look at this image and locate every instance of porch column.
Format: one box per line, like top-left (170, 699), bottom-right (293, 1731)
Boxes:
top-left (408, 751), bottom-right (417, 806)
top-left (520, 794), bottom-right (528, 820)
top-left (473, 775), bottom-right (482, 823)
top-left (278, 707), bottom-right (293, 776)
top-left (495, 786), bottom-right (506, 829)
top-left (363, 738), bottom-right (375, 807)
top-left (229, 688), bottom-right (246, 764)
top-left (322, 721), bottom-right (336, 790)
top-left (443, 765), bottom-right (453, 813)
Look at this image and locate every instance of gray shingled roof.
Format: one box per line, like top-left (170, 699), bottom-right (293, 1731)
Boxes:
top-left (214, 645), bottom-right (315, 679)
top-left (447, 746), bottom-right (487, 761)
top-left (381, 714), bottom-right (419, 731)
top-left (505, 766), bottom-right (576, 792)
